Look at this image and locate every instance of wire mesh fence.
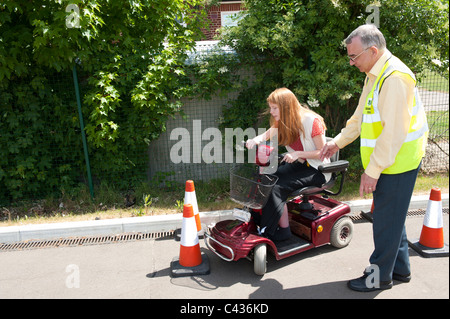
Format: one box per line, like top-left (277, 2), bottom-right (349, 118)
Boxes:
top-left (1, 43), bottom-right (448, 206)
top-left (418, 72), bottom-right (449, 173)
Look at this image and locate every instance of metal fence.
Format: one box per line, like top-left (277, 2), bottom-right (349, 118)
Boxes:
top-left (418, 77), bottom-right (449, 173)
top-left (1, 42), bottom-right (448, 205)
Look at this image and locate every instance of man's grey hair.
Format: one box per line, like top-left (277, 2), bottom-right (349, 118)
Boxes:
top-left (345, 24), bottom-right (386, 50)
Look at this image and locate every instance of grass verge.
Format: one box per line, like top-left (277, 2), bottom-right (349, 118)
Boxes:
top-left (1, 172), bottom-right (448, 227)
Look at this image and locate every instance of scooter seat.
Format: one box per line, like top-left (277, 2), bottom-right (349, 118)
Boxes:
top-left (288, 159), bottom-right (349, 199)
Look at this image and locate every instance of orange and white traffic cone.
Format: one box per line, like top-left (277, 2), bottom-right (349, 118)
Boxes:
top-left (179, 204), bottom-right (202, 267)
top-left (184, 180), bottom-right (202, 232)
top-left (175, 180), bottom-right (203, 241)
top-left (420, 188), bottom-right (445, 248)
top-left (170, 204), bottom-right (210, 277)
top-left (409, 188), bottom-right (449, 258)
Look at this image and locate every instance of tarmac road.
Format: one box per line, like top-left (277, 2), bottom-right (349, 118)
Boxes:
top-left (0, 213), bottom-right (448, 300)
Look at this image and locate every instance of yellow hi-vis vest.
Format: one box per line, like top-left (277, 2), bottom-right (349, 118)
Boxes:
top-left (360, 55), bottom-right (428, 174)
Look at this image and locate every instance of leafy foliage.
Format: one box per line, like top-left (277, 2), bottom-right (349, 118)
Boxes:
top-left (0, 0), bottom-right (207, 202)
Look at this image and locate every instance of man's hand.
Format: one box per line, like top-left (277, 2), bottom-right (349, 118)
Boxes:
top-left (320, 140), bottom-right (339, 161)
top-left (360, 172), bottom-right (378, 197)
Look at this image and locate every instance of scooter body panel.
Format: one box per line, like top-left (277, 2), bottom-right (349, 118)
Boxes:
top-left (206, 194), bottom-right (351, 262)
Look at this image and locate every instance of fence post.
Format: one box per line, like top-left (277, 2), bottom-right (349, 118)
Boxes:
top-left (72, 64), bottom-right (94, 199)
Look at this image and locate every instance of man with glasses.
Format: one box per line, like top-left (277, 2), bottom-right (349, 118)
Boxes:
top-left (320, 24), bottom-right (428, 292)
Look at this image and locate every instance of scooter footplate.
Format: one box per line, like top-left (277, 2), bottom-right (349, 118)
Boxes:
top-left (275, 235), bottom-right (312, 256)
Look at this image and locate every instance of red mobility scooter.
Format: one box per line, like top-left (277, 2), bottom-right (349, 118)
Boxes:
top-left (204, 141), bottom-right (353, 275)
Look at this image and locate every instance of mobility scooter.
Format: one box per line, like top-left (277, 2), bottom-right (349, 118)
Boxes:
top-left (204, 140), bottom-right (353, 275)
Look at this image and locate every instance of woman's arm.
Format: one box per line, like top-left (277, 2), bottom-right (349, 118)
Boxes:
top-left (245, 126), bottom-right (276, 149)
top-left (282, 134), bottom-right (326, 163)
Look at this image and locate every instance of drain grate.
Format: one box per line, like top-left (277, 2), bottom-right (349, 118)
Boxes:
top-left (350, 207), bottom-right (448, 222)
top-left (0, 231), bottom-right (175, 252)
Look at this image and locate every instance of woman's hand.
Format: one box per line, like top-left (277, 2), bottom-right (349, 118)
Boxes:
top-left (245, 139), bottom-right (258, 149)
top-left (282, 151), bottom-right (302, 164)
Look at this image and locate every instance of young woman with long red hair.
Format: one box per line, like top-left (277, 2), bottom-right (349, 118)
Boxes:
top-left (246, 88), bottom-right (331, 241)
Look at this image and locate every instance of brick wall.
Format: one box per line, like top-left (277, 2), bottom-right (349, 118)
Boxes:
top-left (203, 1), bottom-right (244, 40)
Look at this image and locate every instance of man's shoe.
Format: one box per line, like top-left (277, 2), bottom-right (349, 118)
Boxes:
top-left (347, 276), bottom-right (393, 292)
top-left (393, 273), bottom-right (411, 283)
top-left (362, 268), bottom-right (411, 283)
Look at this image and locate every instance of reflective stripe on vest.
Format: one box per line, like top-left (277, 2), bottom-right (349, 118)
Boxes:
top-left (360, 55), bottom-right (428, 174)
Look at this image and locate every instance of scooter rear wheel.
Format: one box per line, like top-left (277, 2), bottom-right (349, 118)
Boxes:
top-left (253, 244), bottom-right (267, 275)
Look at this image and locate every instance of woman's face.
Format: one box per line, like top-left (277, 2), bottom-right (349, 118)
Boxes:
top-left (269, 103), bottom-right (280, 121)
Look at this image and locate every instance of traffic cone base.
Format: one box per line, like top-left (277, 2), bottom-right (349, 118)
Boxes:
top-left (170, 203), bottom-right (210, 277)
top-left (408, 240), bottom-right (449, 258)
top-left (174, 227), bottom-right (205, 242)
top-left (361, 200), bottom-right (374, 223)
top-left (170, 253), bottom-right (210, 278)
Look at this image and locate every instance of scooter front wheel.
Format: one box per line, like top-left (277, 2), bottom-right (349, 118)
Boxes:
top-left (253, 243), bottom-right (267, 275)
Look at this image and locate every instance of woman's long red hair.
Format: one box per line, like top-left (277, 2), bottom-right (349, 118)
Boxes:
top-left (267, 88), bottom-right (326, 146)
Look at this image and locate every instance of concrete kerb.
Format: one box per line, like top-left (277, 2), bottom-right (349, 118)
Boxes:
top-left (0, 210), bottom-right (234, 244)
top-left (1, 194), bottom-right (448, 244)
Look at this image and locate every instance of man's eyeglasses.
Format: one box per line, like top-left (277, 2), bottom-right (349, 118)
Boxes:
top-left (348, 47), bottom-right (370, 62)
